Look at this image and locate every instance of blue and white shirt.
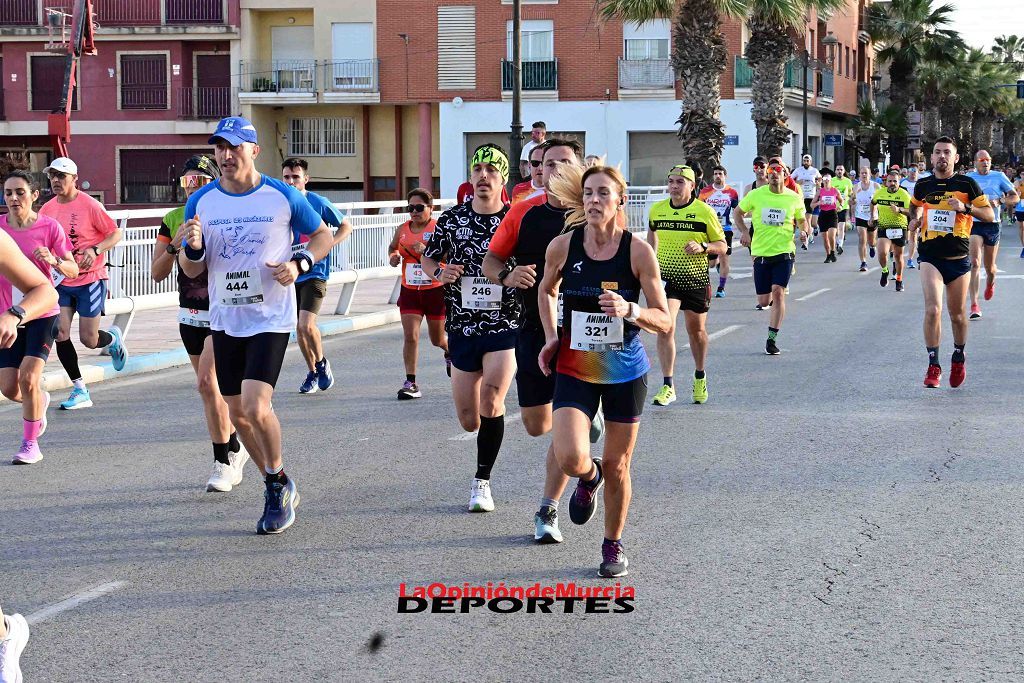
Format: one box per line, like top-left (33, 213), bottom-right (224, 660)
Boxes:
top-left (292, 191), bottom-right (345, 283)
top-left (965, 170), bottom-right (1015, 224)
top-left (186, 176), bottom-right (322, 336)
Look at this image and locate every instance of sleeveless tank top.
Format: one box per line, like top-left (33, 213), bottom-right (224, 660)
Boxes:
top-left (818, 187), bottom-right (840, 212)
top-left (397, 219), bottom-right (441, 290)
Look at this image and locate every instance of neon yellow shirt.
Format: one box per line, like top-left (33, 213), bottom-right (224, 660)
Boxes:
top-left (872, 186), bottom-right (912, 230)
top-left (648, 197), bottom-right (726, 290)
top-left (832, 176), bottom-right (853, 210)
top-left (737, 186), bottom-right (806, 257)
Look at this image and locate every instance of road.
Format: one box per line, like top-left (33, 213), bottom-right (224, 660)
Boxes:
top-left (4, 232), bottom-right (1024, 682)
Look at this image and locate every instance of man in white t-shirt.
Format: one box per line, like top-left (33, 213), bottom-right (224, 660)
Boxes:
top-left (518, 121), bottom-right (547, 180)
top-left (179, 116), bottom-right (334, 535)
top-left (790, 154), bottom-right (821, 236)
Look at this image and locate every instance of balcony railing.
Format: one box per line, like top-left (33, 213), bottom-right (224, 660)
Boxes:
top-left (322, 60), bottom-right (379, 92)
top-left (501, 59), bottom-right (558, 91)
top-left (818, 70), bottom-right (834, 100)
top-left (735, 56), bottom-right (814, 92)
top-left (618, 58), bottom-right (674, 89)
top-left (0, 0), bottom-right (37, 26)
top-left (177, 86), bottom-right (233, 119)
top-left (1, 0), bottom-right (224, 26)
top-left (122, 85), bottom-right (169, 110)
top-left (239, 61), bottom-right (317, 93)
top-left (166, 0), bottom-right (223, 24)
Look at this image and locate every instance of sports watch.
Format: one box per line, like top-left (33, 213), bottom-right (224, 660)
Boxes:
top-left (497, 266), bottom-right (512, 285)
top-left (291, 249), bottom-right (313, 274)
top-left (6, 305), bottom-right (26, 325)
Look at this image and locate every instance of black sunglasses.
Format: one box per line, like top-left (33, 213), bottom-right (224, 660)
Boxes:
top-left (529, 159), bottom-right (543, 168)
top-left (48, 171), bottom-right (69, 180)
top-left (406, 204), bottom-right (429, 213)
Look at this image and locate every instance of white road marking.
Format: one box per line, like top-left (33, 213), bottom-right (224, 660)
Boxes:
top-left (796, 288), bottom-right (831, 301)
top-left (729, 272), bottom-right (752, 280)
top-left (450, 411), bottom-right (522, 441)
top-left (865, 267), bottom-right (879, 274)
top-left (997, 274), bottom-right (1024, 279)
top-left (681, 325), bottom-right (743, 350)
top-left (26, 581), bottom-right (127, 625)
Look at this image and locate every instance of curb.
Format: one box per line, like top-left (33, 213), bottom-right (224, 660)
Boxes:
top-left (18, 308), bottom-right (402, 400)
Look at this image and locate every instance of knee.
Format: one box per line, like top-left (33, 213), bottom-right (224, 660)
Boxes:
top-left (925, 304), bottom-right (941, 319)
top-left (236, 397), bottom-right (270, 425)
top-left (297, 321), bottom-right (316, 341)
top-left (81, 332), bottom-right (100, 348)
top-left (0, 377), bottom-right (18, 399)
top-left (17, 372), bottom-right (37, 396)
top-left (196, 373), bottom-right (220, 402)
top-left (601, 453), bottom-right (633, 484)
top-left (949, 310), bottom-right (967, 326)
top-left (523, 414), bottom-right (551, 438)
top-left (404, 329), bottom-right (420, 345)
top-left (457, 409), bottom-right (479, 433)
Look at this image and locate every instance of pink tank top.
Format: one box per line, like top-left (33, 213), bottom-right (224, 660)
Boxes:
top-left (818, 187), bottom-right (840, 211)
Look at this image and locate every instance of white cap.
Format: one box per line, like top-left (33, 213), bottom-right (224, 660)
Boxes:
top-left (44, 157), bottom-right (78, 175)
top-left (802, 154), bottom-right (812, 161)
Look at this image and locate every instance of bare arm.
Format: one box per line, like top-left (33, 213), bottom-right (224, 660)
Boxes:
top-left (0, 233), bottom-right (57, 346)
top-left (332, 218), bottom-right (353, 248)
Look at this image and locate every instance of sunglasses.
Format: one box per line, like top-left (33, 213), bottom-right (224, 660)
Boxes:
top-left (180, 175), bottom-right (213, 189)
top-left (753, 163), bottom-right (766, 170)
top-left (529, 159), bottom-right (543, 168)
top-left (48, 172), bottom-right (69, 180)
top-left (406, 204), bottom-right (429, 213)
top-left (767, 165), bottom-right (785, 174)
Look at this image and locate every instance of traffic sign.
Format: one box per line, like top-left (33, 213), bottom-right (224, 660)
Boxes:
top-left (907, 136), bottom-right (921, 150)
top-left (824, 134), bottom-right (844, 147)
top-left (724, 135), bottom-right (739, 146)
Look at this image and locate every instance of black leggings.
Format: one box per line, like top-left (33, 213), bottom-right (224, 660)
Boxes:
top-left (211, 331), bottom-right (290, 396)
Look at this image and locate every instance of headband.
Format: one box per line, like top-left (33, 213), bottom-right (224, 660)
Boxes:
top-left (471, 146), bottom-right (510, 182)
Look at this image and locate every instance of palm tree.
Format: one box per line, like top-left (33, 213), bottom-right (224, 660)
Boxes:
top-left (992, 35), bottom-right (1024, 65)
top-left (868, 0), bottom-right (964, 167)
top-left (745, 0), bottom-right (845, 158)
top-left (598, 0), bottom-right (744, 176)
top-left (853, 99), bottom-right (907, 170)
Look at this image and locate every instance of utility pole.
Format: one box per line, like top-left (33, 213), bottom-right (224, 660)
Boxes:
top-left (802, 48), bottom-right (810, 159)
top-left (508, 0), bottom-right (524, 187)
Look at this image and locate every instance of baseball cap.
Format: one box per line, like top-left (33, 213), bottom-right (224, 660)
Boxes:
top-left (209, 116), bottom-right (258, 146)
top-left (44, 157), bottom-right (78, 175)
top-left (666, 164), bottom-right (696, 183)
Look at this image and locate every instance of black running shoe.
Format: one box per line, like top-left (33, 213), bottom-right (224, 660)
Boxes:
top-left (837, 244), bottom-right (844, 255)
top-left (257, 477), bottom-right (299, 535)
top-left (880, 270), bottom-right (889, 287)
top-left (765, 338), bottom-right (780, 355)
top-left (568, 459), bottom-right (604, 525)
top-left (599, 540), bottom-right (629, 578)
top-left (895, 280), bottom-right (904, 292)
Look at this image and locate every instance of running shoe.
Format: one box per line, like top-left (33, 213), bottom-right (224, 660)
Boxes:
top-left (0, 613), bottom-right (29, 683)
top-left (813, 228), bottom-right (819, 237)
top-left (568, 459), bottom-right (603, 525)
top-left (823, 256), bottom-right (831, 264)
top-left (316, 358), bottom-right (335, 391)
top-left (800, 242), bottom-right (808, 251)
top-left (107, 325), bottom-right (128, 372)
top-left (651, 384), bottom-right (676, 406)
top-left (869, 247), bottom-right (876, 258)
top-left (714, 287), bottom-right (725, 298)
top-left (534, 507), bottom-right (563, 544)
top-left (206, 460), bottom-right (234, 493)
top-left (59, 386), bottom-right (92, 410)
top-left (837, 244), bottom-right (844, 255)
top-left (299, 371), bottom-right (318, 394)
top-left (755, 302), bottom-right (771, 310)
top-left (950, 357), bottom-right (966, 388)
top-left (907, 258), bottom-right (916, 269)
top-left (1020, 248), bottom-right (1024, 259)
top-left (38, 391), bottom-right (51, 437)
top-left (468, 478), bottom-right (494, 513)
top-left (257, 477), bottom-right (300, 534)
top-left (895, 280), bottom-right (904, 292)
top-left (984, 279), bottom-right (995, 301)
top-left (599, 539), bottom-right (629, 578)
top-left (924, 364), bottom-right (942, 388)
top-left (859, 262), bottom-right (868, 272)
top-left (397, 380), bottom-right (422, 400)
top-left (11, 440), bottom-right (41, 465)
top-left (692, 376), bottom-right (708, 404)
top-left (970, 304), bottom-right (982, 320)
top-left (765, 338), bottom-right (780, 356)
top-left (589, 407), bottom-right (605, 444)
top-left (879, 270), bottom-right (889, 288)
top-left (444, 352), bottom-right (452, 378)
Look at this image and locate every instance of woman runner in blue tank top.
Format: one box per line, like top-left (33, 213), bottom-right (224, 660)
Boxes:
top-left (536, 165), bottom-right (671, 578)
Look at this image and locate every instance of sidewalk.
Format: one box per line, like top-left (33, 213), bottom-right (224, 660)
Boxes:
top-left (29, 277), bottom-right (401, 396)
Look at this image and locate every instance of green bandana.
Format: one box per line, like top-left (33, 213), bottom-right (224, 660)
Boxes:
top-left (471, 145), bottom-right (510, 182)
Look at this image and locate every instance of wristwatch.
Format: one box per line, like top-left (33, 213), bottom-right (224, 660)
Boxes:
top-left (91, 245), bottom-right (101, 256)
top-left (165, 244), bottom-right (180, 255)
top-left (624, 302), bottom-right (640, 323)
top-left (700, 242), bottom-right (709, 253)
top-left (290, 249), bottom-right (313, 274)
top-left (497, 266), bottom-right (512, 285)
top-left (433, 266), bottom-right (444, 281)
top-left (961, 204), bottom-right (972, 215)
top-left (6, 305), bottom-right (26, 325)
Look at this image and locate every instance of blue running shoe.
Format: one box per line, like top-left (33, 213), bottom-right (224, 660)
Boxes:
top-left (107, 326), bottom-right (128, 372)
top-left (568, 459), bottom-right (604, 525)
top-left (299, 371), bottom-right (318, 394)
top-left (907, 257), bottom-right (916, 269)
top-left (257, 477), bottom-right (299, 535)
top-left (869, 247), bottom-right (876, 258)
top-left (534, 507), bottom-right (563, 544)
top-left (714, 288), bottom-right (725, 298)
top-left (59, 387), bottom-right (92, 410)
top-left (316, 358), bottom-right (334, 391)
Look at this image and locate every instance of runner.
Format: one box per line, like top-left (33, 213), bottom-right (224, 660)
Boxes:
top-left (457, 144), bottom-right (511, 205)
top-left (743, 156), bottom-right (769, 196)
top-left (387, 188), bottom-right (450, 399)
top-left (519, 121), bottom-right (547, 180)
top-left (420, 144), bottom-right (518, 513)
top-left (852, 166), bottom-right (880, 272)
top-left (832, 164), bottom-right (853, 255)
top-left (39, 157), bottom-right (128, 409)
top-left (152, 155), bottom-right (251, 492)
top-left (281, 157), bottom-right (352, 392)
top-left (733, 161), bottom-right (808, 355)
top-left (178, 116), bottom-right (336, 534)
top-left (1015, 169), bottom-right (1024, 258)
top-left (909, 136), bottom-right (993, 388)
top-left (698, 165), bottom-right (740, 297)
top-left (648, 164), bottom-right (726, 406)
top-left (0, 170), bottom-right (73, 465)
top-left (870, 169), bottom-right (913, 292)
top-left (511, 144), bottom-right (546, 204)
top-left (538, 163), bottom-right (671, 577)
top-left (965, 150), bottom-right (1018, 319)
top-left (901, 165), bottom-right (921, 268)
top-left (0, 606), bottom-right (29, 683)
top-left (483, 138), bottom-right (603, 543)
top-left (811, 168), bottom-right (840, 263)
top-left (791, 154), bottom-right (821, 239)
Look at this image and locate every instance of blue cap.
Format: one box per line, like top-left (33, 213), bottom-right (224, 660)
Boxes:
top-left (209, 116), bottom-right (258, 145)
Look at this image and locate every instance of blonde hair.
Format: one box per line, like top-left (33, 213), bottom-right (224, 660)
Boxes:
top-left (547, 164), bottom-right (627, 231)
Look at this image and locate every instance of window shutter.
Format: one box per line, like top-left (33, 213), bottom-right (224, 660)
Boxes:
top-left (437, 6), bottom-right (475, 90)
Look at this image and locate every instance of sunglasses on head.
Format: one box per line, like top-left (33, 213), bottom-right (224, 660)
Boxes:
top-left (529, 159), bottom-right (543, 168)
top-left (48, 171), bottom-right (69, 180)
top-left (180, 175), bottom-right (213, 189)
top-left (406, 203), bottom-right (428, 213)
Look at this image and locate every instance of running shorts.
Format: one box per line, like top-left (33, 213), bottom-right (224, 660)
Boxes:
top-left (448, 329), bottom-right (516, 374)
top-left (918, 254), bottom-right (970, 285)
top-left (752, 254), bottom-right (793, 295)
top-left (664, 283), bottom-right (711, 314)
top-left (0, 315), bottom-right (58, 368)
top-left (397, 285), bottom-right (445, 319)
top-left (1014, 210), bottom-right (1024, 222)
top-left (837, 209), bottom-right (848, 222)
top-left (514, 326), bottom-right (555, 408)
top-left (553, 373), bottom-right (647, 424)
top-left (855, 218), bottom-right (874, 231)
top-left (57, 280), bottom-right (107, 318)
top-left (211, 330), bottom-right (290, 396)
top-left (818, 210), bottom-right (838, 230)
top-left (296, 278), bottom-right (327, 315)
top-left (970, 222), bottom-right (1000, 247)
top-left (179, 323), bottom-right (213, 357)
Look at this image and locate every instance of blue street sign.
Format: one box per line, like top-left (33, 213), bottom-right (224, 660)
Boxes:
top-left (824, 134), bottom-right (844, 147)
top-left (724, 135), bottom-right (739, 146)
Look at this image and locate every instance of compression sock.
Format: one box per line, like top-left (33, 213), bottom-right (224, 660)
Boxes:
top-left (212, 442), bottom-right (231, 465)
top-left (952, 343), bottom-right (966, 363)
top-left (927, 346), bottom-right (939, 365)
top-left (474, 414), bottom-right (504, 480)
top-left (95, 329), bottom-right (113, 349)
top-left (768, 327), bottom-right (779, 342)
top-left (694, 370), bottom-right (706, 379)
top-left (56, 340), bottom-right (83, 383)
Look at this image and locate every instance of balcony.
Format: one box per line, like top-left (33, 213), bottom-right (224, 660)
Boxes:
top-left (817, 69), bottom-right (834, 103)
top-left (238, 60), bottom-right (318, 104)
top-left (321, 60), bottom-right (380, 103)
top-left (1, 0), bottom-right (224, 27)
top-left (501, 60), bottom-right (558, 94)
top-left (0, 0), bottom-right (36, 26)
top-left (166, 0), bottom-right (223, 24)
top-left (122, 86), bottom-right (168, 111)
top-left (177, 86), bottom-right (233, 120)
top-left (618, 58), bottom-right (674, 98)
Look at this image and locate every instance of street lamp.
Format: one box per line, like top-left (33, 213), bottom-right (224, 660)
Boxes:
top-left (801, 30), bottom-right (839, 158)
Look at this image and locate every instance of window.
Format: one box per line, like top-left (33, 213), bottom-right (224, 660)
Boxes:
top-left (330, 23), bottom-right (375, 90)
top-left (623, 20), bottom-right (670, 60)
top-left (119, 148), bottom-right (208, 204)
top-left (629, 132), bottom-right (681, 186)
top-left (438, 6), bottom-right (476, 90)
top-left (506, 20), bottom-right (554, 61)
top-left (30, 55), bottom-right (78, 111)
top-left (120, 53), bottom-right (168, 110)
top-left (851, 49), bottom-right (856, 79)
top-left (837, 43), bottom-right (842, 76)
top-left (289, 118), bottom-right (356, 157)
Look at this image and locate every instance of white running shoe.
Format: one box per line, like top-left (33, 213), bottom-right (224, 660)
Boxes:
top-left (468, 478), bottom-right (494, 512)
top-left (206, 460), bottom-right (234, 493)
top-left (229, 444), bottom-right (250, 487)
top-left (38, 391), bottom-right (51, 437)
top-left (0, 613), bottom-right (29, 683)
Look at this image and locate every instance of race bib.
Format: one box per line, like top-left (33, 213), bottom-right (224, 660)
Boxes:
top-left (459, 276), bottom-right (501, 310)
top-left (928, 209), bottom-right (955, 234)
top-left (885, 228), bottom-right (904, 240)
top-left (220, 269), bottom-right (264, 306)
top-left (51, 266), bottom-right (65, 288)
top-left (820, 195), bottom-right (837, 210)
top-left (761, 208), bottom-right (786, 226)
top-left (405, 262), bottom-right (433, 287)
top-left (177, 307), bottom-right (211, 328)
top-left (856, 203), bottom-right (872, 219)
top-left (570, 311), bottom-right (623, 352)
top-left (801, 180), bottom-right (816, 198)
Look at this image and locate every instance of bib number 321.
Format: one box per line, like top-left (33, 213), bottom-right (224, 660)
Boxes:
top-left (570, 311), bottom-right (624, 352)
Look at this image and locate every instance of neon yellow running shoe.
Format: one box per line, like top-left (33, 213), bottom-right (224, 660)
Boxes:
top-left (651, 384), bottom-right (676, 406)
top-left (692, 376), bottom-right (708, 404)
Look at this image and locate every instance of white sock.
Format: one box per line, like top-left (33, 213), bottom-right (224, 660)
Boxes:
top-left (265, 464), bottom-right (283, 475)
top-left (73, 378), bottom-right (86, 390)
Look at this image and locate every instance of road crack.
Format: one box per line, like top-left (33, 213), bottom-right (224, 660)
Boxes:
top-left (814, 516), bottom-right (880, 606)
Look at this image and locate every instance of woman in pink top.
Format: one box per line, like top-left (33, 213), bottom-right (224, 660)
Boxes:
top-left (0, 170), bottom-right (76, 464)
top-left (812, 169), bottom-right (842, 263)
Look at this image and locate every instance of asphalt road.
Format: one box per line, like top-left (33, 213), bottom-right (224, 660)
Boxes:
top-left (4, 229), bottom-right (1024, 682)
